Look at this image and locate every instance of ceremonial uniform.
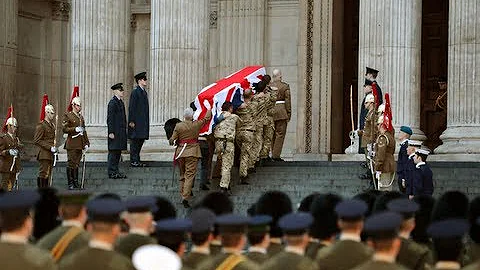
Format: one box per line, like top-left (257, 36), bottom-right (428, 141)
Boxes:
top-left (197, 252), bottom-right (259, 270)
top-left (214, 111), bottom-right (241, 189)
top-left (397, 237), bottom-right (433, 270)
top-left (374, 130), bottom-right (396, 191)
top-left (128, 72), bottom-right (149, 166)
top-left (183, 250), bottom-right (211, 269)
top-left (246, 249), bottom-right (269, 264)
top-left (107, 91), bottom-right (127, 178)
top-left (115, 233), bottom-right (156, 259)
top-left (360, 109), bottom-right (377, 148)
top-left (397, 139), bottom-right (409, 193)
top-left (412, 162), bottom-right (434, 196)
top-left (305, 241), bottom-right (327, 260)
top-left (353, 260), bottom-right (409, 270)
top-left (316, 238), bottom-right (373, 270)
top-left (271, 80), bottom-right (291, 160)
top-left (34, 120), bottom-right (56, 185)
top-left (236, 101), bottom-right (256, 178)
top-left (0, 132), bottom-right (21, 191)
top-left (263, 250), bottom-right (318, 270)
top-left (59, 245), bottom-right (135, 270)
top-left (0, 240), bottom-right (57, 270)
top-left (169, 112), bottom-right (211, 202)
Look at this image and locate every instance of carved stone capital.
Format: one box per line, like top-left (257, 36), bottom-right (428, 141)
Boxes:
top-left (51, 1), bottom-right (71, 21)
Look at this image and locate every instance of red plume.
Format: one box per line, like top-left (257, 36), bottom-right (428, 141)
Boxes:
top-left (240, 78), bottom-right (250, 90)
top-left (2, 105), bottom-right (14, 132)
top-left (384, 93), bottom-right (394, 132)
top-left (40, 94), bottom-right (49, 121)
top-left (67, 86), bottom-right (80, 112)
top-left (372, 82), bottom-right (380, 108)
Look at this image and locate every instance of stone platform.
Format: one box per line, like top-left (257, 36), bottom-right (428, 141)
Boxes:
top-left (18, 160), bottom-right (480, 217)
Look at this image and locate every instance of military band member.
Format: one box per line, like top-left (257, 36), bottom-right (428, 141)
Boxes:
top-left (169, 108), bottom-right (212, 208)
top-left (0, 190), bottom-right (57, 270)
top-left (263, 213), bottom-right (318, 270)
top-left (387, 198), bottom-right (433, 270)
top-left (427, 219), bottom-right (468, 270)
top-left (115, 196), bottom-right (157, 259)
top-left (34, 104), bottom-right (57, 188)
top-left (129, 72), bottom-right (149, 167)
top-left (183, 208), bottom-right (216, 268)
top-left (0, 117), bottom-right (21, 191)
top-left (107, 83), bottom-right (128, 179)
top-left (316, 199), bottom-right (373, 270)
top-left (62, 97), bottom-right (89, 190)
top-left (246, 215), bottom-right (272, 264)
top-left (36, 190), bottom-right (91, 263)
top-left (271, 68), bottom-right (292, 161)
top-left (214, 101), bottom-right (242, 192)
top-left (236, 88), bottom-right (257, 183)
top-left (352, 212), bottom-right (407, 270)
top-left (412, 148), bottom-right (434, 197)
top-left (396, 126), bottom-right (412, 194)
top-left (374, 115), bottom-right (396, 191)
top-left (58, 198), bottom-right (134, 270)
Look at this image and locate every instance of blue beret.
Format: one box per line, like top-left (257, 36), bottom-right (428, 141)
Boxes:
top-left (428, 219), bottom-right (469, 239)
top-left (216, 214), bottom-right (249, 233)
top-left (87, 198), bottom-right (125, 223)
top-left (0, 190), bottom-right (40, 210)
top-left (191, 208), bottom-right (216, 233)
top-left (364, 211), bottom-right (403, 239)
top-left (387, 198), bottom-right (419, 218)
top-left (400, 126), bottom-right (413, 135)
top-left (125, 196), bottom-right (158, 213)
top-left (278, 212), bottom-right (313, 235)
top-left (335, 199), bottom-right (368, 220)
top-left (156, 218), bottom-right (192, 232)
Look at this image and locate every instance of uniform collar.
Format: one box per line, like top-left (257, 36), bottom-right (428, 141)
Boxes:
top-left (129, 228), bottom-right (149, 236)
top-left (222, 247), bottom-right (242, 255)
top-left (340, 232), bottom-right (361, 242)
top-left (401, 139), bottom-right (409, 145)
top-left (399, 232), bottom-right (410, 239)
top-left (89, 240), bottom-right (113, 251)
top-left (373, 253), bottom-right (396, 263)
top-left (408, 153), bottom-right (416, 159)
top-left (285, 246), bottom-right (305, 256)
top-left (62, 220), bottom-right (84, 228)
top-left (0, 233), bottom-right (28, 244)
top-left (416, 162), bottom-right (426, 168)
top-left (435, 261), bottom-right (461, 269)
top-left (192, 245), bottom-right (210, 255)
top-left (248, 246), bottom-right (267, 254)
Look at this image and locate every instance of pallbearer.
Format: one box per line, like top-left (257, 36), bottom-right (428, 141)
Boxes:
top-left (107, 83), bottom-right (128, 179)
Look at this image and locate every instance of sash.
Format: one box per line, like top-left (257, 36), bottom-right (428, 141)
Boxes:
top-left (215, 254), bottom-right (245, 270)
top-left (51, 226), bottom-right (83, 262)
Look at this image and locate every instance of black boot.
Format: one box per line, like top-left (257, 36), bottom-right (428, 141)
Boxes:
top-left (42, 178), bottom-right (50, 188)
top-left (67, 168), bottom-right (75, 190)
top-left (73, 168), bottom-right (82, 189)
top-left (37, 177), bottom-right (41, 188)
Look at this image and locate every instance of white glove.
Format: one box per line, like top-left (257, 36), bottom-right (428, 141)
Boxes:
top-left (401, 179), bottom-right (406, 188)
top-left (9, 149), bottom-right (18, 156)
top-left (84, 145), bottom-right (89, 151)
top-left (50, 146), bottom-right (57, 153)
top-left (75, 126), bottom-right (84, 133)
top-left (375, 171), bottom-right (381, 179)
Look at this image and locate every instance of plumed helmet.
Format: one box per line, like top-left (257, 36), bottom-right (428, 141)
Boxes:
top-left (71, 97), bottom-right (81, 106)
top-left (377, 103), bottom-right (385, 113)
top-left (6, 117), bottom-right (17, 127)
top-left (44, 104), bottom-right (55, 114)
top-left (365, 94), bottom-right (375, 103)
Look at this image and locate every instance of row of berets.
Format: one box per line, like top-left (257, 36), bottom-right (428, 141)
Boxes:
top-left (0, 188), bottom-right (479, 270)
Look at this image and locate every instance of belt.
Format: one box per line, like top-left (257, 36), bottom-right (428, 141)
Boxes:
top-left (276, 101), bottom-right (285, 104)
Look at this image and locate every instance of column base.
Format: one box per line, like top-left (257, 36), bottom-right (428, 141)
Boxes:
top-left (435, 126), bottom-right (480, 154)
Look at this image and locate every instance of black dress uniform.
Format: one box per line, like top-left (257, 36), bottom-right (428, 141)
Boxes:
top-left (128, 72), bottom-right (149, 166)
top-left (0, 190), bottom-right (57, 270)
top-left (412, 149), bottom-right (434, 196)
top-left (107, 83), bottom-right (128, 179)
top-left (396, 126), bottom-right (412, 193)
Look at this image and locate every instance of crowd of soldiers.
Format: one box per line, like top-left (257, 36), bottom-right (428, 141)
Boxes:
top-left (1, 185), bottom-right (480, 270)
top-left (356, 67), bottom-right (434, 196)
top-left (168, 69), bottom-right (292, 208)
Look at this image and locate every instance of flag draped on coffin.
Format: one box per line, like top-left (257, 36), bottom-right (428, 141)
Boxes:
top-left (193, 66), bottom-right (266, 135)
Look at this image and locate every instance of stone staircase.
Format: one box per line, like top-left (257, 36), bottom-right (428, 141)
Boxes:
top-left (17, 161), bottom-right (480, 217)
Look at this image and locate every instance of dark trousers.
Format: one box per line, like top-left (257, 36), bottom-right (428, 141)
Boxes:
top-left (108, 150), bottom-right (121, 175)
top-left (67, 149), bottom-right (83, 168)
top-left (199, 140), bottom-right (212, 186)
top-left (130, 139), bottom-right (145, 163)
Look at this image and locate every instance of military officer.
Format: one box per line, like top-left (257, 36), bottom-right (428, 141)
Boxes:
top-left (128, 72), bottom-right (149, 167)
top-left (214, 101), bottom-right (242, 192)
top-left (115, 196), bottom-right (157, 259)
top-left (412, 148), bottom-right (434, 197)
top-left (58, 198), bottom-right (134, 270)
top-left (387, 198), bottom-right (433, 270)
top-left (246, 215), bottom-right (272, 264)
top-left (36, 190), bottom-right (91, 263)
top-left (374, 115), bottom-right (396, 191)
top-left (0, 190), bottom-right (57, 270)
top-left (197, 214), bottom-right (259, 270)
top-left (183, 208), bottom-right (216, 268)
top-left (263, 213), bottom-right (318, 270)
top-left (236, 88), bottom-right (257, 183)
top-left (352, 212), bottom-right (407, 270)
top-left (34, 104), bottom-right (57, 188)
top-left (271, 68), bottom-right (292, 161)
top-left (427, 219), bottom-right (468, 270)
top-left (316, 199), bottom-right (373, 270)
top-left (396, 126), bottom-right (412, 193)
top-left (169, 107), bottom-right (212, 208)
top-left (62, 97), bottom-right (89, 189)
top-left (0, 117), bottom-right (21, 191)
top-left (107, 83), bottom-right (128, 179)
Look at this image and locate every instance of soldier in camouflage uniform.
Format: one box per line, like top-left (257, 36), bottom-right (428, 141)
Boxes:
top-left (259, 75), bottom-right (278, 161)
top-left (374, 115), bottom-right (396, 191)
top-left (214, 102), bottom-right (242, 193)
top-left (235, 88), bottom-right (256, 183)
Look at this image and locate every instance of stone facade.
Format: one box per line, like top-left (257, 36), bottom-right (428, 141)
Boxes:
top-left (2, 0), bottom-right (480, 161)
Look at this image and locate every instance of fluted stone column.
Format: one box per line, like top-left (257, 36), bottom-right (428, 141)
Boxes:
top-left (436, 0), bottom-right (480, 154)
top-left (71, 0), bottom-right (130, 150)
top-left (358, 0), bottom-right (425, 140)
top-left (0, 0), bottom-right (17, 116)
top-left (217, 0), bottom-right (265, 77)
top-left (150, 0), bottom-right (209, 125)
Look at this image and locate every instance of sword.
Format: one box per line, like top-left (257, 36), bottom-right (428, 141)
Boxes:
top-left (13, 172), bottom-right (19, 190)
top-left (368, 157), bottom-right (377, 190)
top-left (81, 151), bottom-right (86, 189)
top-left (10, 155), bottom-right (16, 172)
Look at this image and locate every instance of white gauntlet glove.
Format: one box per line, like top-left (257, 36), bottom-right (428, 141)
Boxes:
top-left (75, 126), bottom-right (84, 133)
top-left (9, 149), bottom-right (18, 156)
top-left (51, 146), bottom-right (57, 153)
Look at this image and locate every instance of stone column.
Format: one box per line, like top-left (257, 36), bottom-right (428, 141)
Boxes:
top-left (0, 0), bottom-right (17, 116)
top-left (217, 0), bottom-right (266, 78)
top-left (435, 0), bottom-right (480, 154)
top-left (71, 0), bottom-right (130, 150)
top-left (150, 0), bottom-right (209, 125)
top-left (358, 0), bottom-right (425, 140)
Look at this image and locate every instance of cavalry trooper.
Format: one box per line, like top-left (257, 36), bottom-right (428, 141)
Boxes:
top-left (34, 104), bottom-right (57, 188)
top-left (374, 115), bottom-right (396, 191)
top-left (358, 91), bottom-right (377, 182)
top-left (0, 117), bottom-right (21, 191)
top-left (63, 97), bottom-right (89, 190)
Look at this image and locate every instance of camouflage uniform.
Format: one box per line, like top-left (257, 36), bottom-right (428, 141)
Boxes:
top-left (214, 111), bottom-right (241, 188)
top-left (251, 90), bottom-right (276, 164)
top-left (259, 87), bottom-right (278, 159)
top-left (236, 101), bottom-right (256, 178)
top-left (374, 130), bottom-right (396, 191)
